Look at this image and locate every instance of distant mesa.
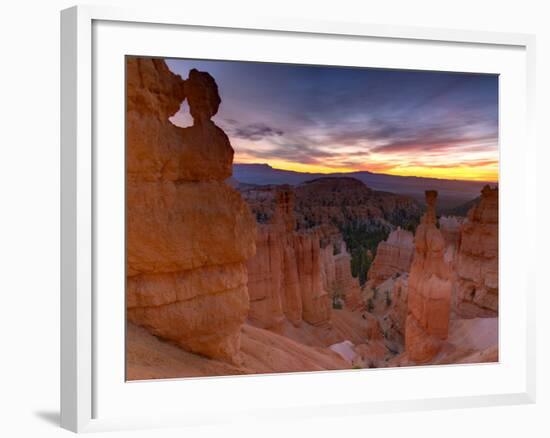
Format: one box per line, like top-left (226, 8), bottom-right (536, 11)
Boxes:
top-left (302, 176), bottom-right (371, 189)
top-left (239, 175), bottom-right (421, 231)
top-left (232, 163), bottom-right (495, 211)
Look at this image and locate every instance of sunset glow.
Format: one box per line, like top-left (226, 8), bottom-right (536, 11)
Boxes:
top-left (167, 59), bottom-right (498, 183)
top-left (233, 158), bottom-right (498, 182)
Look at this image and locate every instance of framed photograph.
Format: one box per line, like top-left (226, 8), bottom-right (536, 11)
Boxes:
top-left (61, 5), bottom-right (536, 433)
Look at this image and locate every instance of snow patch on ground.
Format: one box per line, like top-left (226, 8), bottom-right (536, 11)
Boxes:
top-left (329, 340), bottom-right (356, 363)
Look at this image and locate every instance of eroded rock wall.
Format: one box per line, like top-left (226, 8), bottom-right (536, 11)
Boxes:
top-left (126, 58), bottom-right (256, 363)
top-left (321, 239), bottom-right (362, 311)
top-left (455, 186), bottom-right (499, 317)
top-left (246, 190), bottom-right (300, 329)
top-left (385, 275), bottom-right (409, 346)
top-left (439, 216), bottom-right (463, 248)
top-left (367, 227), bottom-right (414, 286)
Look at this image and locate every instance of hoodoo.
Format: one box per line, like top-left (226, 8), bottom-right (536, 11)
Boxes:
top-left (405, 191), bottom-right (453, 363)
top-left (455, 185), bottom-right (499, 317)
top-left (245, 187), bottom-right (334, 329)
top-left (126, 58), bottom-right (256, 363)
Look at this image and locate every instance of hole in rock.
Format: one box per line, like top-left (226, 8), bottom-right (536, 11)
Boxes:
top-left (169, 99), bottom-right (193, 128)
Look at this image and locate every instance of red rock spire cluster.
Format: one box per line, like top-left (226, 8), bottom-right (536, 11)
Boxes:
top-left (246, 187), bottom-right (332, 329)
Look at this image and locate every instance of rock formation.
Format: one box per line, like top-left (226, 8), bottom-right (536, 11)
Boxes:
top-left (127, 321), bottom-right (350, 380)
top-left (126, 58), bottom-right (256, 363)
top-left (124, 57), bottom-right (498, 379)
top-left (320, 239), bottom-right (363, 311)
top-left (454, 185), bottom-right (499, 317)
top-left (239, 177), bottom-right (421, 232)
top-left (439, 215), bottom-right (463, 248)
top-left (293, 177), bottom-right (421, 229)
top-left (295, 230), bottom-right (333, 325)
top-left (405, 191), bottom-right (453, 363)
top-left (384, 275), bottom-right (410, 346)
top-left (245, 188), bottom-right (332, 329)
top-left (367, 227), bottom-right (414, 286)
top-left (245, 222), bottom-right (286, 329)
top-left (246, 189), bottom-right (299, 329)
top-left (294, 177), bottom-right (377, 228)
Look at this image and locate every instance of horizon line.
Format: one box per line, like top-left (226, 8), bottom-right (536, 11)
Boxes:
top-left (233, 161), bottom-right (499, 185)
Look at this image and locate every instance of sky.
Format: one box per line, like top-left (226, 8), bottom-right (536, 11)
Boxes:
top-left (166, 58), bottom-right (499, 182)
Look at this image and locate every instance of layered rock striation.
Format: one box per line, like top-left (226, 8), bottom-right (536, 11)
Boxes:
top-left (405, 191), bottom-right (453, 363)
top-left (126, 58), bottom-right (256, 363)
top-left (320, 239), bottom-right (363, 311)
top-left (244, 185), bottom-right (368, 330)
top-left (454, 185), bottom-right (499, 317)
top-left (367, 227), bottom-right (414, 286)
top-left (246, 188), bottom-right (333, 329)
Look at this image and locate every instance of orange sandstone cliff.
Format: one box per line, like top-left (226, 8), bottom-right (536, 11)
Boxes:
top-left (454, 185), bottom-right (499, 318)
top-left (320, 236), bottom-right (363, 311)
top-left (367, 227), bottom-right (414, 286)
top-left (125, 58), bottom-right (256, 363)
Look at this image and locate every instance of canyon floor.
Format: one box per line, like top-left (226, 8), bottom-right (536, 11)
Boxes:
top-left (128, 304), bottom-right (498, 380)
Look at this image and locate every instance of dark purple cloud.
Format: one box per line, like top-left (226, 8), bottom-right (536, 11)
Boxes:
top-left (225, 122), bottom-right (284, 141)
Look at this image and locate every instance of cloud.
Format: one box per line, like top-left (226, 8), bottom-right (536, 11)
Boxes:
top-left (224, 122), bottom-right (284, 141)
top-left (166, 59), bottom-right (498, 176)
top-left (369, 132), bottom-right (497, 155)
top-left (236, 140), bottom-right (334, 165)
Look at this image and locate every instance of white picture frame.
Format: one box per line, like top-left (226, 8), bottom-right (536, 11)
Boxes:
top-left (60, 4), bottom-right (536, 433)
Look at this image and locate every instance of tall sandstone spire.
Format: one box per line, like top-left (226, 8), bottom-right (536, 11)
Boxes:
top-left (405, 191), bottom-right (453, 363)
